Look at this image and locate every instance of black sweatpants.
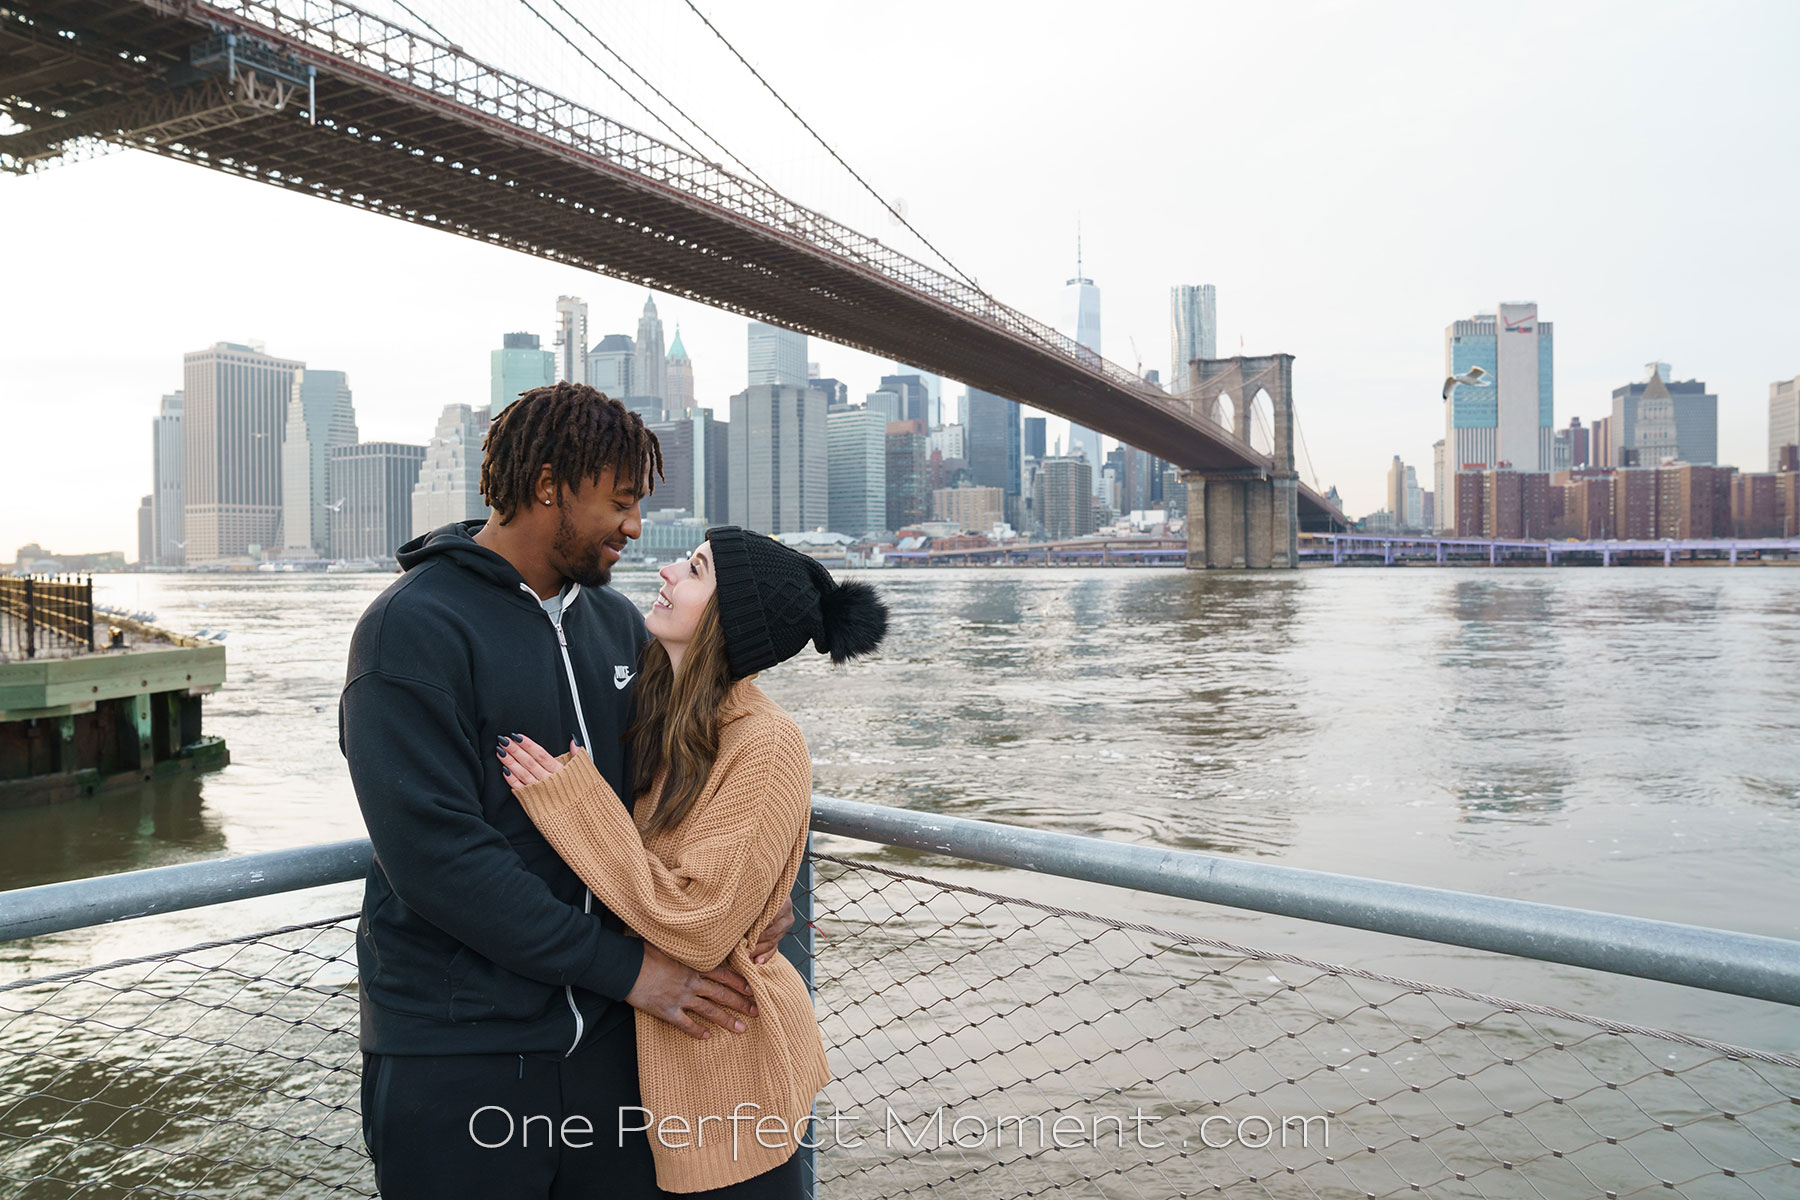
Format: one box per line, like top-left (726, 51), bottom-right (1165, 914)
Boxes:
top-left (361, 1008), bottom-right (805, 1199)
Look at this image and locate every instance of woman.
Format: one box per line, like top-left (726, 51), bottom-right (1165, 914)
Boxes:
top-left (497, 525), bottom-right (887, 1196)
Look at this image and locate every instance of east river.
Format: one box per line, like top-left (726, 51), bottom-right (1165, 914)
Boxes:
top-left (5, 566), bottom-right (1798, 1048)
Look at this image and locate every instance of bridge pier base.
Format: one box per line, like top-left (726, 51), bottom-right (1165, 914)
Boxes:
top-left (1183, 472), bottom-right (1298, 569)
top-left (1178, 353), bottom-right (1300, 570)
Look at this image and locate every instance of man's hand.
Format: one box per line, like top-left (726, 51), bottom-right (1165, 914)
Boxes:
top-left (625, 942), bottom-right (759, 1041)
top-left (750, 896), bottom-right (796, 965)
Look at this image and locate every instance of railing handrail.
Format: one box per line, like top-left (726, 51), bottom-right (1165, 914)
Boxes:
top-left (3, 797), bottom-right (1797, 1006)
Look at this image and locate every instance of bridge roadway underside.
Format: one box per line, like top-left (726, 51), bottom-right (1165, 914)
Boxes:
top-left (1, 0), bottom-right (1339, 525)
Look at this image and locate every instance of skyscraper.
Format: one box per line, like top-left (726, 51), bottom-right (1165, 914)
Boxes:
top-left (1564, 416), bottom-right (1590, 469)
top-left (728, 383), bottom-right (828, 534)
top-left (634, 297), bottom-right (667, 401)
top-left (331, 442), bottom-right (427, 560)
top-left (137, 495), bottom-right (154, 566)
top-left (1169, 284), bottom-right (1218, 396)
top-left (865, 389), bottom-right (903, 425)
top-left (491, 332), bottom-right (555, 414)
top-left (1034, 456), bottom-right (1095, 539)
top-left (966, 388), bottom-right (1023, 501)
top-left (1432, 439), bottom-right (1446, 531)
top-left (885, 420), bottom-right (929, 532)
top-left (1442, 304), bottom-right (1554, 529)
top-left (928, 424), bottom-right (966, 460)
top-left (182, 341), bottom-right (304, 562)
top-left (828, 407), bottom-right (887, 538)
top-left (281, 370), bottom-right (358, 558)
top-left (646, 418), bottom-right (697, 516)
top-left (893, 364), bottom-right (942, 426)
top-left (554, 296), bottom-right (588, 386)
top-left (1773, 376), bottom-right (1800, 472)
top-left (412, 403), bottom-right (492, 537)
top-left (1061, 252), bottom-right (1103, 491)
top-left (646, 410), bottom-right (728, 522)
top-left (151, 390), bottom-right (184, 565)
top-left (586, 333), bottom-right (634, 398)
top-left (745, 322), bottom-right (806, 389)
top-left (1612, 364), bottom-right (1717, 466)
top-left (665, 327), bottom-right (695, 416)
top-left (1387, 456), bottom-right (1409, 527)
top-left (1119, 445), bottom-right (1156, 515)
top-left (1024, 416), bottom-right (1047, 461)
top-left (877, 374), bottom-right (930, 426)
top-left (811, 377), bottom-right (850, 409)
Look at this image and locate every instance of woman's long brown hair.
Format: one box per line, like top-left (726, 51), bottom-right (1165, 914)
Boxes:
top-left (625, 598), bottom-right (734, 837)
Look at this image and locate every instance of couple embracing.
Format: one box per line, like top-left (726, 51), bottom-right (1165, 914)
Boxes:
top-left (340, 383), bottom-right (887, 1198)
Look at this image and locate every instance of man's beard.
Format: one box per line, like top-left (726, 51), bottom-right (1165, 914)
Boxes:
top-left (553, 506), bottom-right (611, 588)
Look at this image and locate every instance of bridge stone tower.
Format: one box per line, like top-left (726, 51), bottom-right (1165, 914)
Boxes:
top-left (1180, 354), bottom-right (1299, 569)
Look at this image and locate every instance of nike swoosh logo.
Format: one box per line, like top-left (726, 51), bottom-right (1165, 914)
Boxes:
top-left (614, 667), bottom-right (636, 690)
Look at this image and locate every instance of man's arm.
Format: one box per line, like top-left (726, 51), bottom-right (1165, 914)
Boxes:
top-left (342, 669), bottom-right (645, 1000)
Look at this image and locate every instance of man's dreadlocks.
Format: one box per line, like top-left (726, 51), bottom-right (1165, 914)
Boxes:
top-left (480, 382), bottom-right (664, 522)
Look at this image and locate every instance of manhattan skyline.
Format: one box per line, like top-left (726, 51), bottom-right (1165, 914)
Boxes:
top-left (2, 0), bottom-right (1795, 553)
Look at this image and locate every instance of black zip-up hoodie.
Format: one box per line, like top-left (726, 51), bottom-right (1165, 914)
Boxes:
top-left (340, 520), bottom-right (649, 1056)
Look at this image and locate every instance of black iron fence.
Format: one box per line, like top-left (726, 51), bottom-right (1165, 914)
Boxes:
top-left (0, 576), bottom-right (95, 660)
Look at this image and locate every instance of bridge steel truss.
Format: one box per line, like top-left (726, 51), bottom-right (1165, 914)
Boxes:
top-left (1, 0), bottom-right (1343, 532)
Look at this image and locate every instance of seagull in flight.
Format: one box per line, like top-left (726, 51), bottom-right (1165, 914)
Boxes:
top-left (1443, 365), bottom-right (1491, 400)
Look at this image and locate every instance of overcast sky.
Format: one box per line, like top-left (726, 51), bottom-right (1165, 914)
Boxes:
top-left (3, 0), bottom-right (1796, 555)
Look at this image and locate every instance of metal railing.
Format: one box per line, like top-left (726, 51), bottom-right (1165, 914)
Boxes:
top-left (0, 575), bottom-right (95, 660)
top-left (2, 798), bottom-right (1797, 1198)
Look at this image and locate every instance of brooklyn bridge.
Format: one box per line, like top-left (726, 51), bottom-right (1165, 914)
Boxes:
top-left (2, 0), bottom-right (1348, 566)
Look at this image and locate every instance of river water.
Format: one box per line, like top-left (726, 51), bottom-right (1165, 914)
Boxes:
top-left (6, 568), bottom-right (1799, 1023)
top-left (3, 566), bottom-right (1797, 1196)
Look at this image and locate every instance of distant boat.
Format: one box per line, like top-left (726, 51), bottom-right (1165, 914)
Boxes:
top-left (326, 558), bottom-right (386, 573)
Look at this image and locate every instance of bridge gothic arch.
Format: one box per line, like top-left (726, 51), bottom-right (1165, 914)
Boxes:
top-left (1178, 355), bottom-right (1299, 569)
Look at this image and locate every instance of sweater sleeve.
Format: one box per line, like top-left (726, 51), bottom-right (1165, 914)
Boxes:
top-left (514, 721), bottom-right (811, 973)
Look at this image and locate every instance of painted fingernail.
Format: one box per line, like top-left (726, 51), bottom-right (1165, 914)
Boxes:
top-left (502, 765), bottom-right (511, 776)
top-left (498, 735), bottom-right (511, 746)
top-left (512, 732), bottom-right (524, 740)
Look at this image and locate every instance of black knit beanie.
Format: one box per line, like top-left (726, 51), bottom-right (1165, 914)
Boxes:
top-left (706, 526), bottom-right (889, 681)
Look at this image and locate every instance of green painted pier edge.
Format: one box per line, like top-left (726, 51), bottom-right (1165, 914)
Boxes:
top-left (0, 629), bottom-right (229, 809)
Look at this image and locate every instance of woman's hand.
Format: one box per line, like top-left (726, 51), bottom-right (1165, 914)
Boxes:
top-left (496, 733), bottom-right (581, 790)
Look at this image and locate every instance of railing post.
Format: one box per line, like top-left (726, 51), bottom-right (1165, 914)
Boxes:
top-left (784, 833), bottom-right (817, 1200)
top-left (24, 577), bottom-right (35, 659)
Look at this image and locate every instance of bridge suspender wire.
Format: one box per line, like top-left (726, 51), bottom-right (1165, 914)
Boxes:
top-left (390, 0), bottom-right (453, 45)
top-left (678, 0), bottom-right (993, 301)
top-left (535, 0), bottom-right (781, 196)
top-left (511, 0), bottom-right (722, 171)
top-left (1294, 406), bottom-right (1323, 491)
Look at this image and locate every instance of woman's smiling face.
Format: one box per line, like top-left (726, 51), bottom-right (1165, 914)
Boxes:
top-left (647, 540), bottom-right (717, 649)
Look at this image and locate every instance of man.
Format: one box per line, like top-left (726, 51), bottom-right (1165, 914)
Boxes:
top-left (341, 383), bottom-right (793, 1197)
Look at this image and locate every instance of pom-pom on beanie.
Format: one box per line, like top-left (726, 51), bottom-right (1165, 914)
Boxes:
top-left (706, 526), bottom-right (888, 680)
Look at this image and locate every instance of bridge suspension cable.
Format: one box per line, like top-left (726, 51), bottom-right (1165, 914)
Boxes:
top-left (389, 0), bottom-right (451, 45)
top-left (509, 0), bottom-right (723, 172)
top-left (677, 0), bottom-right (991, 301)
top-left (524, 0), bottom-right (780, 197)
top-left (1294, 405), bottom-right (1323, 492)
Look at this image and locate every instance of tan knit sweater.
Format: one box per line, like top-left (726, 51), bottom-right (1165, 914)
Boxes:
top-left (514, 679), bottom-right (831, 1193)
